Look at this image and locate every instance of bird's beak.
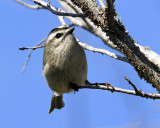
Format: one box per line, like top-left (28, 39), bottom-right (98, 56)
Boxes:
top-left (67, 28), bottom-right (75, 35)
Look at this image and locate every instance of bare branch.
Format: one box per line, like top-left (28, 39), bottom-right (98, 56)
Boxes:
top-left (124, 76), bottom-right (160, 98)
top-left (124, 76), bottom-right (140, 94)
top-left (73, 84), bottom-right (160, 100)
top-left (15, 0), bottom-right (85, 17)
top-left (58, 14), bottom-right (66, 26)
top-left (78, 41), bottom-right (127, 62)
top-left (19, 45), bottom-right (44, 50)
top-left (33, 0), bottom-right (85, 17)
top-left (20, 37), bottom-right (46, 72)
top-left (14, 0), bottom-right (42, 9)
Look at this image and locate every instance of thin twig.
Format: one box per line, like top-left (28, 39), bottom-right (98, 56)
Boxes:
top-left (124, 76), bottom-right (139, 92)
top-left (15, 0), bottom-right (42, 9)
top-left (15, 0), bottom-right (85, 17)
top-left (78, 41), bottom-right (127, 62)
top-left (19, 45), bottom-right (44, 50)
top-left (57, 11), bottom-right (74, 27)
top-left (33, 0), bottom-right (85, 17)
top-left (58, 13), bottom-right (66, 26)
top-left (74, 84), bottom-right (160, 100)
top-left (124, 76), bottom-right (146, 96)
top-left (20, 37), bottom-right (46, 72)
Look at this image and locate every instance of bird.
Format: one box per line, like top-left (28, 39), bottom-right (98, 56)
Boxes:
top-left (43, 26), bottom-right (88, 114)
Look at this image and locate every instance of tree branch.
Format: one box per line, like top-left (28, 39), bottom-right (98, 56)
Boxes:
top-left (73, 84), bottom-right (160, 100)
top-left (78, 41), bottom-right (127, 62)
top-left (14, 0), bottom-right (42, 9)
top-left (20, 37), bottom-right (46, 72)
top-left (15, 0), bottom-right (85, 17)
top-left (19, 45), bottom-right (44, 50)
top-left (124, 76), bottom-right (142, 95)
top-left (33, 0), bottom-right (85, 17)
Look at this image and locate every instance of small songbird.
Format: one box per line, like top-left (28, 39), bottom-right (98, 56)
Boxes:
top-left (43, 26), bottom-right (88, 114)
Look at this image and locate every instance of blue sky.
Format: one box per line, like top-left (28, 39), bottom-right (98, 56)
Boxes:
top-left (1, 0), bottom-right (160, 128)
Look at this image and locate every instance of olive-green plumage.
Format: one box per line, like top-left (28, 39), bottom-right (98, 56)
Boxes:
top-left (43, 26), bottom-right (88, 114)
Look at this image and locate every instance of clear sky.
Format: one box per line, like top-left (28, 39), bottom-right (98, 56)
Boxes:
top-left (1, 0), bottom-right (160, 128)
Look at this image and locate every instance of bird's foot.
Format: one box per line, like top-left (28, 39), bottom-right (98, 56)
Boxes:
top-left (88, 82), bottom-right (115, 92)
top-left (70, 83), bottom-right (79, 92)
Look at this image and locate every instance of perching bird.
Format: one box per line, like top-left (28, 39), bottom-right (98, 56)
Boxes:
top-left (43, 26), bottom-right (88, 114)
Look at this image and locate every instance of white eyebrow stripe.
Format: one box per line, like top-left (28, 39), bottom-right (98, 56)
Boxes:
top-left (47, 34), bottom-right (55, 42)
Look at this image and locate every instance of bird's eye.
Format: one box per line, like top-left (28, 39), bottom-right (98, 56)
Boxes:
top-left (55, 33), bottom-right (63, 39)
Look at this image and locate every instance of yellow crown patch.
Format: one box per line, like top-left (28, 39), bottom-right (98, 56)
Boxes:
top-left (57, 26), bottom-right (67, 29)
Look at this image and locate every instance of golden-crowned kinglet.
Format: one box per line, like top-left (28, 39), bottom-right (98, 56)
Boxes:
top-left (43, 26), bottom-right (88, 114)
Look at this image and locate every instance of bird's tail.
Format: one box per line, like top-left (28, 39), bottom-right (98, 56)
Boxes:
top-left (48, 92), bottom-right (65, 114)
